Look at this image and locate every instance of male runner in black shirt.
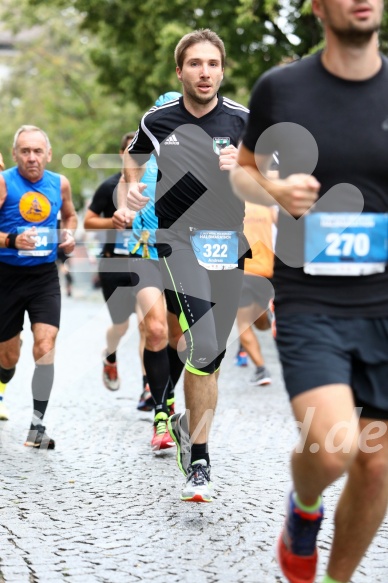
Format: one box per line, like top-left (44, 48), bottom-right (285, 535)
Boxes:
top-left (230, 1), bottom-right (388, 582)
top-left (84, 132), bottom-right (152, 406)
top-left (114, 29), bottom-right (249, 502)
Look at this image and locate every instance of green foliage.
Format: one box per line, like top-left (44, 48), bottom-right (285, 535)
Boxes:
top-left (380, 8), bottom-right (388, 53)
top-left (12, 0), bottom-right (388, 114)
top-left (2, 0), bottom-right (387, 212)
top-left (27, 0), bottom-right (326, 108)
top-left (0, 1), bottom-right (141, 209)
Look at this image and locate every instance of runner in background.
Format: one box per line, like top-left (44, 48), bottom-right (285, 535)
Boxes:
top-left (114, 91), bottom-right (186, 451)
top-left (0, 125), bottom-right (77, 447)
top-left (84, 132), bottom-right (150, 408)
top-left (236, 202), bottom-right (276, 386)
top-left (0, 151), bottom-right (6, 419)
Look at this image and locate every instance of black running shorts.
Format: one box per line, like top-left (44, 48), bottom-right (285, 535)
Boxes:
top-left (99, 256), bottom-right (164, 324)
top-left (276, 313), bottom-right (388, 419)
top-left (238, 274), bottom-right (274, 309)
top-left (0, 261), bottom-right (61, 342)
top-left (99, 258), bottom-right (137, 325)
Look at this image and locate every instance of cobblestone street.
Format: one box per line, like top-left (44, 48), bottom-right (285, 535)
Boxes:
top-left (0, 290), bottom-right (387, 582)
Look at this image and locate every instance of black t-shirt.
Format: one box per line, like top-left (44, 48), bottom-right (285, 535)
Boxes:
top-left (129, 95), bottom-right (248, 230)
top-left (88, 172), bottom-right (123, 256)
top-left (243, 52), bottom-right (388, 317)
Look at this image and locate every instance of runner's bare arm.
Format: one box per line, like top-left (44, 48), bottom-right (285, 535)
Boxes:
top-left (121, 150), bottom-right (149, 211)
top-left (230, 144), bottom-right (320, 217)
top-left (59, 175), bottom-right (77, 252)
top-left (0, 175), bottom-right (8, 247)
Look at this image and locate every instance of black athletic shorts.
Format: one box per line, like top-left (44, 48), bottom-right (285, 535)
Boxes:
top-left (238, 274), bottom-right (274, 309)
top-left (0, 261), bottom-right (61, 342)
top-left (276, 313), bottom-right (388, 419)
top-left (157, 227), bottom-right (246, 374)
top-left (99, 256), bottom-right (165, 324)
top-left (99, 257), bottom-right (137, 324)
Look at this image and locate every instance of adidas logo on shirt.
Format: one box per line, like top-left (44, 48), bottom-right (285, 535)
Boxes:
top-left (164, 134), bottom-right (179, 145)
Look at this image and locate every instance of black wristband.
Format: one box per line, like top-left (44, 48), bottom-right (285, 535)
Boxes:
top-left (5, 233), bottom-right (17, 249)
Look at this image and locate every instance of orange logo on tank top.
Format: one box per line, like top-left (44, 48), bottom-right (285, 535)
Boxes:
top-left (19, 191), bottom-right (51, 223)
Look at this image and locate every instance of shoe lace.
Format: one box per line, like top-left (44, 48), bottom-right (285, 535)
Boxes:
top-left (155, 419), bottom-right (167, 436)
top-left (104, 362), bottom-right (118, 380)
top-left (287, 508), bottom-right (323, 556)
top-left (187, 463), bottom-right (210, 486)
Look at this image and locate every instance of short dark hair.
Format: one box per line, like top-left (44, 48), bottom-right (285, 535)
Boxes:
top-left (174, 29), bottom-right (226, 70)
top-left (120, 131), bottom-right (136, 151)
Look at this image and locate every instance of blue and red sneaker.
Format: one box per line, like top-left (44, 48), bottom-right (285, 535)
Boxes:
top-left (137, 383), bottom-right (154, 412)
top-left (277, 492), bottom-right (324, 583)
top-left (235, 348), bottom-right (248, 367)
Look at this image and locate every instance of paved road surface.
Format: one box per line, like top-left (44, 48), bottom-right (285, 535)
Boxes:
top-left (0, 288), bottom-right (386, 582)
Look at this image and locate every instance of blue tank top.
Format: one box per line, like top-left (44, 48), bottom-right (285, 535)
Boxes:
top-left (128, 155), bottom-right (159, 260)
top-left (0, 167), bottom-right (62, 266)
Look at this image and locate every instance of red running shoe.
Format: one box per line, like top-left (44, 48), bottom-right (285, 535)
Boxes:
top-left (277, 492), bottom-right (323, 583)
top-left (151, 412), bottom-right (175, 451)
top-left (102, 352), bottom-right (120, 391)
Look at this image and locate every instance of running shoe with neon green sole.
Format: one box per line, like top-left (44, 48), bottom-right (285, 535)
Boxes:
top-left (167, 396), bottom-right (175, 417)
top-left (167, 412), bottom-right (191, 476)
